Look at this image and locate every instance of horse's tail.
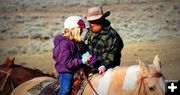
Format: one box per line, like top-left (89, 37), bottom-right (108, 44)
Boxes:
top-left (38, 81), bottom-right (59, 95)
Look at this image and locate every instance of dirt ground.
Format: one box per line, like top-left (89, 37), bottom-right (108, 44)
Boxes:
top-left (1, 38), bottom-right (180, 80)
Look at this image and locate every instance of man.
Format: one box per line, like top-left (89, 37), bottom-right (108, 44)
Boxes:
top-left (84, 6), bottom-right (124, 74)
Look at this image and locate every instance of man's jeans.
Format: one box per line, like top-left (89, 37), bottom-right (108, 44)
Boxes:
top-left (57, 73), bottom-right (74, 95)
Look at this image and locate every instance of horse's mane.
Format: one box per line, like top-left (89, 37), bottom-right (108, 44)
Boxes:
top-left (1, 62), bottom-right (45, 73)
top-left (13, 64), bottom-right (45, 73)
top-left (17, 64), bottom-right (53, 77)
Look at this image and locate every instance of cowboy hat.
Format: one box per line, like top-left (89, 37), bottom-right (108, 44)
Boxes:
top-left (86, 6), bottom-right (111, 21)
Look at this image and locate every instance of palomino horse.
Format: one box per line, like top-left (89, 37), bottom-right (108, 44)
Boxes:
top-left (0, 57), bottom-right (52, 95)
top-left (10, 55), bottom-right (165, 95)
top-left (82, 55), bottom-right (165, 95)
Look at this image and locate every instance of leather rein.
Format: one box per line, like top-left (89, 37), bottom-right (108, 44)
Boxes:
top-left (0, 68), bottom-right (13, 91)
top-left (138, 72), bottom-right (163, 94)
top-left (80, 68), bottom-right (99, 95)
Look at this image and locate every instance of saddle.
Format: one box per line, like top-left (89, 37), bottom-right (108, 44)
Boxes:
top-left (39, 67), bottom-right (95, 95)
top-left (38, 70), bottom-right (86, 95)
top-left (71, 66), bottom-right (95, 95)
top-left (71, 69), bottom-right (84, 95)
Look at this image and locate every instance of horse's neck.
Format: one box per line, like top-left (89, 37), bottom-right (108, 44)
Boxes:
top-left (134, 80), bottom-right (147, 95)
top-left (121, 65), bottom-right (140, 90)
top-left (85, 65), bottom-right (142, 95)
top-left (12, 66), bottom-right (47, 84)
top-left (122, 65), bottom-right (149, 95)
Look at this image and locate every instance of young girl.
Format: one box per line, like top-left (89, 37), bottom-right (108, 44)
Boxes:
top-left (53, 16), bottom-right (93, 95)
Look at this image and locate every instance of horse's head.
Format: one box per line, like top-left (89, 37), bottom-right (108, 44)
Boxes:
top-left (137, 55), bottom-right (165, 95)
top-left (0, 57), bottom-right (53, 95)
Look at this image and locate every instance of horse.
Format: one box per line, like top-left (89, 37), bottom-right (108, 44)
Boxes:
top-left (10, 55), bottom-right (165, 95)
top-left (82, 55), bottom-right (165, 95)
top-left (0, 57), bottom-right (53, 95)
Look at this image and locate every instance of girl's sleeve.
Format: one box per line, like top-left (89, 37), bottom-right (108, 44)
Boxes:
top-left (58, 41), bottom-right (84, 69)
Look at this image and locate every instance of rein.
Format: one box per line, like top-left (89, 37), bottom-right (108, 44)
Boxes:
top-left (0, 68), bottom-right (13, 91)
top-left (138, 72), bottom-right (162, 95)
top-left (80, 68), bottom-right (99, 95)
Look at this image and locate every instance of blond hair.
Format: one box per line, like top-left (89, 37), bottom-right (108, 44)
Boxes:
top-left (62, 27), bottom-right (82, 42)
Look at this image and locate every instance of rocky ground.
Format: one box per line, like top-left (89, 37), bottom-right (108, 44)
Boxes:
top-left (0, 0), bottom-right (180, 79)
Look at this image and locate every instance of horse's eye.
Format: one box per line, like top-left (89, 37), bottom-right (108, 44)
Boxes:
top-left (149, 86), bottom-right (155, 91)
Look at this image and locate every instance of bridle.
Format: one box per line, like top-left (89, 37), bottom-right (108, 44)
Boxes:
top-left (138, 72), bottom-right (163, 95)
top-left (0, 68), bottom-right (14, 91)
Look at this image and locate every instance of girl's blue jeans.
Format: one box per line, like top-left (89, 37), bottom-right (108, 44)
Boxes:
top-left (57, 72), bottom-right (74, 95)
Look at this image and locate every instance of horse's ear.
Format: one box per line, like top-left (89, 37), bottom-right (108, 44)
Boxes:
top-left (138, 58), bottom-right (146, 71)
top-left (153, 55), bottom-right (161, 72)
top-left (11, 57), bottom-right (15, 64)
top-left (4, 56), bottom-right (15, 68)
top-left (4, 57), bottom-right (10, 65)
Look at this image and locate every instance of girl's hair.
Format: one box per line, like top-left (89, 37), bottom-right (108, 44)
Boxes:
top-left (62, 27), bottom-right (82, 42)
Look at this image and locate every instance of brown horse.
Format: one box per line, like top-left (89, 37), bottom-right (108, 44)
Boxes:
top-left (0, 57), bottom-right (52, 95)
top-left (10, 55), bottom-right (165, 95)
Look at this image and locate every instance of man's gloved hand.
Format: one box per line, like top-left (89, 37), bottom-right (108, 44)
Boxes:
top-left (98, 65), bottom-right (106, 74)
